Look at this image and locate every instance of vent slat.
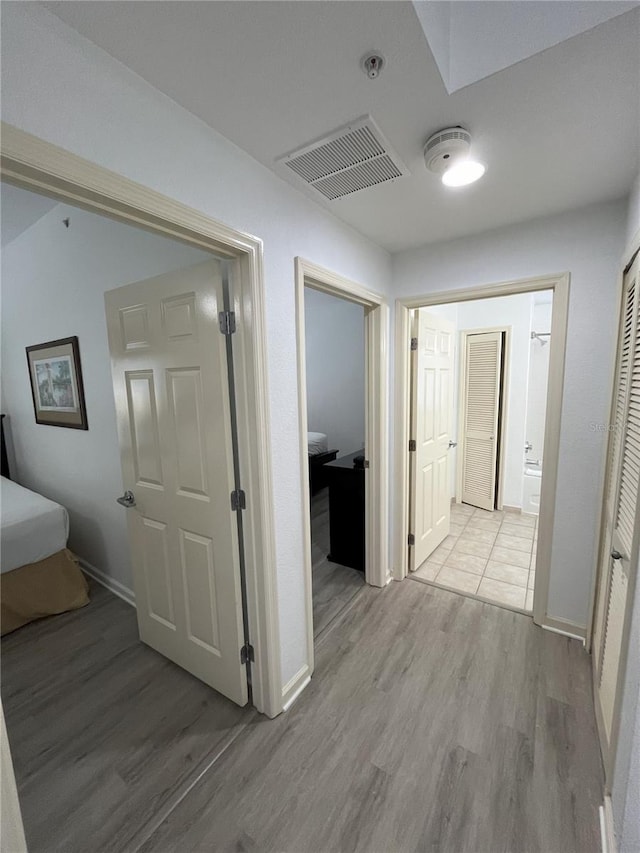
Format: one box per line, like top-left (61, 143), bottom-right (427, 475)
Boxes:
top-left (280, 117), bottom-right (404, 199)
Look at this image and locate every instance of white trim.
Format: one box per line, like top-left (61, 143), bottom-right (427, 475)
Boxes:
top-left (78, 558), bottom-right (135, 607)
top-left (294, 257), bottom-right (389, 680)
top-left (393, 273), bottom-right (571, 639)
top-left (455, 326), bottom-right (511, 512)
top-left (281, 666), bottom-right (312, 712)
top-left (541, 617), bottom-right (587, 642)
top-left (599, 796), bottom-right (617, 853)
top-left (0, 122), bottom-right (282, 718)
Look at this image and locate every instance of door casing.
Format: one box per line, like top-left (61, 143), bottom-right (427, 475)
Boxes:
top-left (394, 274), bottom-right (571, 636)
top-left (294, 257), bottom-right (389, 694)
top-left (0, 122), bottom-right (282, 717)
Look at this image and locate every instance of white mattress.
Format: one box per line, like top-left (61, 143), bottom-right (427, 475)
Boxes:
top-left (0, 477), bottom-right (69, 574)
top-left (308, 431), bottom-right (328, 456)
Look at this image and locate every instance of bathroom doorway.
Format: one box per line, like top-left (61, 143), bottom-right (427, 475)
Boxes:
top-left (395, 275), bottom-right (568, 627)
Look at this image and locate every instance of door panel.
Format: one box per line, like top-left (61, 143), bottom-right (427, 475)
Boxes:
top-left (593, 251), bottom-right (640, 774)
top-left (105, 259), bottom-right (247, 706)
top-left (410, 310), bottom-right (454, 572)
top-left (461, 332), bottom-right (503, 511)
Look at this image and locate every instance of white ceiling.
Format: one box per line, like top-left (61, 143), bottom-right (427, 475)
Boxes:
top-left (43, 1), bottom-right (640, 253)
top-left (1, 183), bottom-right (58, 247)
top-left (413, 1), bottom-right (638, 93)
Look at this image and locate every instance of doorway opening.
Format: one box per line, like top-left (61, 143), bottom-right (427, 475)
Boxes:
top-left (305, 287), bottom-right (366, 636)
top-left (395, 274), bottom-right (569, 629)
top-left (294, 258), bottom-right (389, 673)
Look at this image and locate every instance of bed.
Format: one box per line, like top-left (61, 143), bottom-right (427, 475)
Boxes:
top-left (1, 430), bottom-right (89, 635)
top-left (308, 431), bottom-right (339, 495)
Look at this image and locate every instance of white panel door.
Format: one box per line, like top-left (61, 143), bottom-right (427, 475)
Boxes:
top-left (409, 310), bottom-right (454, 572)
top-left (461, 332), bottom-right (503, 512)
top-left (105, 259), bottom-right (248, 706)
top-left (593, 250), bottom-right (640, 766)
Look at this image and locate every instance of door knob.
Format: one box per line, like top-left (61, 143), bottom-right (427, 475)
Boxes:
top-left (611, 550), bottom-right (623, 561)
top-left (448, 441), bottom-right (457, 449)
top-left (116, 490), bottom-right (136, 508)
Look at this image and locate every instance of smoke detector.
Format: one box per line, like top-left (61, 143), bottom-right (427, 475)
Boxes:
top-left (361, 52), bottom-right (385, 79)
top-left (424, 127), bottom-right (485, 187)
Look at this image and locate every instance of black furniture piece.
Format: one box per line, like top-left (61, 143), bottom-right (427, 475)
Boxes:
top-left (324, 450), bottom-right (365, 572)
top-left (1, 415), bottom-right (10, 479)
top-left (309, 448), bottom-right (339, 496)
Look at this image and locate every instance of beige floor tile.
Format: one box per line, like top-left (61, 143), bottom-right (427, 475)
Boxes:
top-left (525, 590), bottom-right (534, 610)
top-left (459, 527), bottom-right (497, 545)
top-left (495, 533), bottom-right (533, 553)
top-left (502, 513), bottom-right (536, 529)
top-left (465, 517), bottom-right (502, 532)
top-left (412, 560), bottom-right (440, 582)
top-left (429, 542), bottom-right (454, 565)
top-left (436, 565), bottom-right (481, 594)
top-left (490, 546), bottom-right (531, 569)
top-left (477, 577), bottom-right (526, 609)
top-left (500, 522), bottom-right (534, 540)
top-left (453, 538), bottom-right (493, 559)
top-left (484, 560), bottom-right (529, 588)
top-left (473, 508), bottom-right (505, 520)
top-left (449, 522), bottom-right (467, 537)
top-left (444, 551), bottom-right (487, 575)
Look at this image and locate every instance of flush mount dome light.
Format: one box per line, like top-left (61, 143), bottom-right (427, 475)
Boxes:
top-left (424, 127), bottom-right (485, 187)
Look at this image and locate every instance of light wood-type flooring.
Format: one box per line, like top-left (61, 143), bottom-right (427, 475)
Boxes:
top-left (2, 573), bottom-right (603, 852)
top-left (310, 488), bottom-right (363, 637)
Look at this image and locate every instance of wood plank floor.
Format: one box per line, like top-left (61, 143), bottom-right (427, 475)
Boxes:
top-left (1, 583), bottom-right (251, 853)
top-left (2, 577), bottom-right (603, 853)
top-left (311, 488), bottom-right (364, 637)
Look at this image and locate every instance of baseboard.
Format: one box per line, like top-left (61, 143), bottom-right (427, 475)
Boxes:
top-left (541, 614), bottom-right (586, 642)
top-left (78, 558), bottom-right (136, 608)
top-left (599, 796), bottom-right (617, 853)
top-left (281, 664), bottom-right (311, 712)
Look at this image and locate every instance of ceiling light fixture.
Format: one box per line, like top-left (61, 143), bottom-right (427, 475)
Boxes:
top-left (424, 127), bottom-right (486, 188)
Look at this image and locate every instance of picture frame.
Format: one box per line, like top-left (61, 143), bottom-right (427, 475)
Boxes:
top-left (26, 336), bottom-right (88, 430)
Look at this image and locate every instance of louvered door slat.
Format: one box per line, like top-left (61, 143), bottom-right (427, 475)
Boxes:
top-left (461, 332), bottom-right (502, 511)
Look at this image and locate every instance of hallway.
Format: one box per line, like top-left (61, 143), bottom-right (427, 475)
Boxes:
top-left (3, 578), bottom-right (603, 852)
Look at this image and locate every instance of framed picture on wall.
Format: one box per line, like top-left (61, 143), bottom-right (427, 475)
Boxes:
top-left (26, 336), bottom-right (88, 429)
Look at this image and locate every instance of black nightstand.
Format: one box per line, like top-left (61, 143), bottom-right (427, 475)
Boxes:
top-left (324, 451), bottom-right (365, 572)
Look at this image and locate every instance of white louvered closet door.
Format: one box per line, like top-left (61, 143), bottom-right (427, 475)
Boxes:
top-left (593, 249), bottom-right (640, 776)
top-left (461, 332), bottom-right (503, 511)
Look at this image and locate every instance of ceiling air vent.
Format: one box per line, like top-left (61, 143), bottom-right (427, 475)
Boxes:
top-left (277, 116), bottom-right (407, 200)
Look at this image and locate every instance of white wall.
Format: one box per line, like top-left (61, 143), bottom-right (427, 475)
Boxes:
top-left (0, 2), bottom-right (392, 691)
top-left (625, 169), bottom-right (640, 248)
top-left (304, 288), bottom-right (365, 455)
top-left (393, 200), bottom-right (627, 629)
top-left (525, 298), bottom-right (553, 464)
top-left (1, 197), bottom-right (210, 591)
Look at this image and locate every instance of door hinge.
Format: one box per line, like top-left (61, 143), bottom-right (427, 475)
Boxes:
top-left (230, 489), bottom-right (246, 511)
top-left (411, 337), bottom-right (418, 351)
top-left (408, 533), bottom-right (415, 546)
top-left (218, 310), bottom-right (236, 336)
top-left (409, 439), bottom-right (416, 452)
top-left (240, 642), bottom-right (255, 665)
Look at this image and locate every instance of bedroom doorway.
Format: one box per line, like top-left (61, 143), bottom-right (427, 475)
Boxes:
top-left (304, 287), bottom-right (366, 636)
top-left (294, 258), bottom-right (389, 668)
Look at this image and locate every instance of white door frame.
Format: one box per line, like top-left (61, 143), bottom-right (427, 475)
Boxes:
top-left (294, 258), bottom-right (389, 667)
top-left (0, 122), bottom-right (283, 717)
top-left (394, 273), bottom-right (570, 634)
top-left (455, 326), bottom-right (511, 512)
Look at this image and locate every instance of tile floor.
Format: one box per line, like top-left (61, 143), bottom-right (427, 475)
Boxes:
top-left (411, 502), bottom-right (537, 611)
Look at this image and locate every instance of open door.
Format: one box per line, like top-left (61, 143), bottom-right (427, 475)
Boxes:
top-left (592, 249), bottom-right (640, 778)
top-left (460, 331), bottom-right (503, 511)
top-left (409, 310), bottom-right (455, 572)
top-left (105, 259), bottom-right (248, 707)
